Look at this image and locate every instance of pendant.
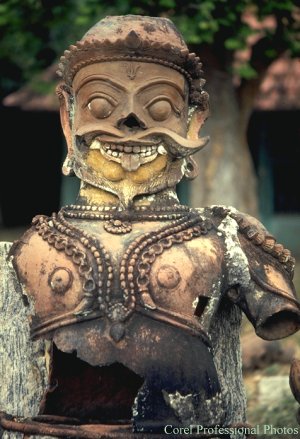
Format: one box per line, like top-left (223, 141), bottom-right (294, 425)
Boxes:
top-left (104, 218), bottom-right (132, 234)
top-left (109, 322), bottom-right (126, 342)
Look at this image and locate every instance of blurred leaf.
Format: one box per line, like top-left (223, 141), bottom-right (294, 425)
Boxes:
top-left (30, 79), bottom-right (56, 95)
top-left (225, 37), bottom-right (247, 50)
top-left (265, 48), bottom-right (277, 58)
top-left (159, 0), bottom-right (176, 8)
top-left (235, 62), bottom-right (258, 79)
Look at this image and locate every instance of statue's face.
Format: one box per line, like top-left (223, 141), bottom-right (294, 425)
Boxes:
top-left (60, 60), bottom-right (207, 205)
top-left (73, 61), bottom-right (189, 172)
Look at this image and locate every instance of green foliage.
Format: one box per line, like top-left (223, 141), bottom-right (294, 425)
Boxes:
top-left (264, 363), bottom-right (281, 376)
top-left (0, 0), bottom-right (299, 95)
top-left (30, 76), bottom-right (56, 95)
top-left (235, 62), bottom-right (258, 79)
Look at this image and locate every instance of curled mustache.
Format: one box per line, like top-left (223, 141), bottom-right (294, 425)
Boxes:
top-left (76, 126), bottom-right (209, 157)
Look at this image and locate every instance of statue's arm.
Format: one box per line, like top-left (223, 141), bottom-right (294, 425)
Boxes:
top-left (226, 210), bottom-right (300, 340)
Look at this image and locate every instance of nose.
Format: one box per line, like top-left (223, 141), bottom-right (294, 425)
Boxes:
top-left (117, 113), bottom-right (146, 132)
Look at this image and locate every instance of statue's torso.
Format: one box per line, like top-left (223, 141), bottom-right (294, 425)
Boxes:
top-left (6, 205), bottom-right (300, 431)
top-left (12, 205), bottom-right (298, 368)
top-left (13, 210), bottom-right (226, 388)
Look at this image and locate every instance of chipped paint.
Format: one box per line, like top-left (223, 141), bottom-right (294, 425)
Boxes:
top-left (187, 105), bottom-right (197, 124)
top-left (192, 297), bottom-right (199, 309)
top-left (199, 279), bottom-right (222, 332)
top-left (164, 389), bottom-right (225, 426)
top-left (218, 209), bottom-right (251, 289)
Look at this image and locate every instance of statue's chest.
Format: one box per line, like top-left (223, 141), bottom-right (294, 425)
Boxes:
top-left (75, 218), bottom-right (224, 316)
top-left (16, 215), bottom-right (225, 337)
top-left (101, 225), bottom-right (222, 313)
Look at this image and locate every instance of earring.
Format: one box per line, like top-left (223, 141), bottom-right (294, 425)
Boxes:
top-left (62, 155), bottom-right (75, 177)
top-left (184, 157), bottom-right (199, 180)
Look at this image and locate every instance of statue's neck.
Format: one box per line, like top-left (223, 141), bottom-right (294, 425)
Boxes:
top-left (76, 183), bottom-right (180, 209)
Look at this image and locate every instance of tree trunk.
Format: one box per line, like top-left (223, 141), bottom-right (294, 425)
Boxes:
top-left (190, 69), bottom-right (258, 216)
top-left (0, 242), bottom-right (49, 439)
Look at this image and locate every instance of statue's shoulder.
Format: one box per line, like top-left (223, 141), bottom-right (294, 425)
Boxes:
top-left (205, 206), bottom-right (297, 305)
top-left (10, 214), bottom-right (79, 294)
top-left (9, 216), bottom-right (49, 286)
top-left (10, 215), bottom-right (53, 262)
top-left (204, 205), bottom-right (295, 274)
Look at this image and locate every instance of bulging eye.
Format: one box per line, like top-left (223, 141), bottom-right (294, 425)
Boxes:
top-left (88, 97), bottom-right (114, 119)
top-left (147, 99), bottom-right (172, 121)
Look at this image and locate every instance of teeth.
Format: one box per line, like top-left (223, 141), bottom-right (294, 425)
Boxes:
top-left (90, 139), bottom-right (163, 166)
top-left (158, 144), bottom-right (167, 155)
top-left (90, 139), bottom-right (101, 150)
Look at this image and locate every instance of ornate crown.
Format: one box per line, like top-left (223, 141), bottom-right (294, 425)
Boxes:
top-left (57, 15), bottom-right (208, 107)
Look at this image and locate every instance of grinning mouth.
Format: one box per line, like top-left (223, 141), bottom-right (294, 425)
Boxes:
top-left (90, 138), bottom-right (167, 172)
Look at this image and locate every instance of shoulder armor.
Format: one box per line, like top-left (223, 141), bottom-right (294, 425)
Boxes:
top-left (211, 205), bottom-right (297, 304)
top-left (211, 205), bottom-right (295, 275)
top-left (231, 209), bottom-right (295, 275)
top-left (10, 214), bottom-right (97, 338)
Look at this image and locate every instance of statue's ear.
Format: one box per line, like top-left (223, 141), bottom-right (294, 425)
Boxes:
top-left (56, 83), bottom-right (75, 176)
top-left (187, 105), bottom-right (209, 141)
top-left (184, 98), bottom-right (209, 181)
top-left (183, 106), bottom-right (208, 181)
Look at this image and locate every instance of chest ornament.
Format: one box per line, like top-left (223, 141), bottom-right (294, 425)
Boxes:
top-left (61, 204), bottom-right (192, 234)
top-left (156, 265), bottom-right (181, 289)
top-left (48, 267), bottom-right (73, 295)
top-left (32, 206), bottom-right (213, 343)
top-left (103, 218), bottom-right (132, 234)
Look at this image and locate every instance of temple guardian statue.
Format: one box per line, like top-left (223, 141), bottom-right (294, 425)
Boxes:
top-left (0, 15), bottom-right (299, 439)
